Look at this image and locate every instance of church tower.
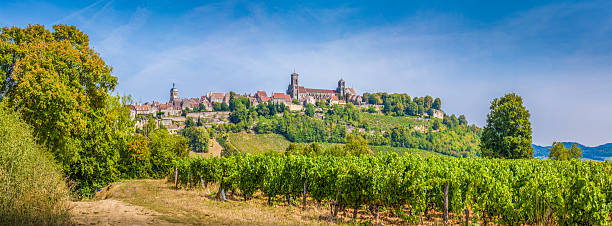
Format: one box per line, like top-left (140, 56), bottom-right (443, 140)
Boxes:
top-left (287, 72), bottom-right (299, 99)
top-left (337, 78), bottom-right (345, 96)
top-left (170, 83), bottom-right (179, 104)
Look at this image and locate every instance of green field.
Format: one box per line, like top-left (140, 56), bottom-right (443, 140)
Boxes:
top-left (359, 112), bottom-right (431, 130)
top-left (227, 133), bottom-right (291, 154)
top-left (228, 133), bottom-right (344, 154)
top-left (228, 133), bottom-right (438, 157)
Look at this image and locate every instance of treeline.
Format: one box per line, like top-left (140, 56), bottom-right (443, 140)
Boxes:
top-left (173, 153), bottom-right (612, 225)
top-left (363, 92), bottom-right (441, 116)
top-left (361, 125), bottom-right (480, 157)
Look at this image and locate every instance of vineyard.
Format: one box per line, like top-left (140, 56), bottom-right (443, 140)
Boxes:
top-left (173, 153), bottom-right (612, 225)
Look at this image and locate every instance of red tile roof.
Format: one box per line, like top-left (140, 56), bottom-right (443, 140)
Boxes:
top-left (301, 86), bottom-right (336, 94)
top-left (273, 93), bottom-right (291, 102)
top-left (348, 88), bottom-right (356, 95)
top-left (256, 91), bottom-right (268, 98)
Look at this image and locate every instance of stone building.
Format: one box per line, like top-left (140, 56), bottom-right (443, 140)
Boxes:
top-left (286, 72), bottom-right (359, 103)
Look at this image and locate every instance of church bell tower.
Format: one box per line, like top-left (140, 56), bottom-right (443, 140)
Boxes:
top-left (170, 83), bottom-right (179, 104)
top-left (287, 72), bottom-right (299, 99)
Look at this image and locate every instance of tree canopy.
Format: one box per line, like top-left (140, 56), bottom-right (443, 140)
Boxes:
top-left (548, 142), bottom-right (582, 160)
top-left (480, 93), bottom-right (533, 159)
top-left (0, 24), bottom-right (133, 196)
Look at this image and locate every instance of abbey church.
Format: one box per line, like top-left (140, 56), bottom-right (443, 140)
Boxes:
top-left (286, 72), bottom-right (361, 104)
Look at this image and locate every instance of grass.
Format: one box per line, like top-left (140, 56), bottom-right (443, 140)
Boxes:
top-left (93, 179), bottom-right (339, 225)
top-left (0, 105), bottom-right (70, 225)
top-left (228, 133), bottom-right (344, 154)
top-left (85, 179), bottom-right (463, 225)
top-left (228, 133), bottom-right (292, 154)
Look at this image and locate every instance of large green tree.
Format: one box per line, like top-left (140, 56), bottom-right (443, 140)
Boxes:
top-left (182, 127), bottom-right (210, 153)
top-left (480, 93), bottom-right (533, 159)
top-left (548, 142), bottom-right (582, 160)
top-left (0, 25), bottom-right (133, 195)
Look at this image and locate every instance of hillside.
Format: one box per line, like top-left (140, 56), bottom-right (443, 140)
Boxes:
top-left (533, 142), bottom-right (612, 161)
top-left (226, 133), bottom-right (440, 157)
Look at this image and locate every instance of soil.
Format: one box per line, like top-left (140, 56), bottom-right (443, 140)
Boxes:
top-left (69, 199), bottom-right (181, 226)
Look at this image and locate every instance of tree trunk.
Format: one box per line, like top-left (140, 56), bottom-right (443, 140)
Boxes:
top-left (444, 182), bottom-right (449, 223)
top-left (268, 196), bottom-right (272, 206)
top-left (353, 205), bottom-right (358, 220)
top-left (286, 193), bottom-right (291, 206)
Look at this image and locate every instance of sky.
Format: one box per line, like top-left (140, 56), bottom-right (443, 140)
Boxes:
top-left (1, 0), bottom-right (611, 146)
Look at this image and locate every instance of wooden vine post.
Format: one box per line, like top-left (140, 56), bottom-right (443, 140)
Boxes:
top-left (444, 182), bottom-right (449, 223)
top-left (302, 182), bottom-right (307, 210)
top-left (174, 167), bottom-right (178, 189)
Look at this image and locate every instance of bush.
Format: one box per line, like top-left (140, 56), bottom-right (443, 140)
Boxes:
top-left (0, 104), bottom-right (70, 224)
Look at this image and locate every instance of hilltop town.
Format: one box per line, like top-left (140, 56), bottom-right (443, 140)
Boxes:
top-left (129, 72), bottom-right (377, 133)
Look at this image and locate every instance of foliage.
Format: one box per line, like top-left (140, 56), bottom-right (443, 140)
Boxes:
top-left (174, 153), bottom-right (612, 225)
top-left (343, 134), bottom-right (369, 156)
top-left (182, 127), bottom-right (210, 153)
top-left (148, 129), bottom-right (189, 178)
top-left (0, 24), bottom-right (134, 196)
top-left (480, 93), bottom-right (533, 159)
top-left (0, 104), bottom-right (70, 224)
top-left (548, 142), bottom-right (582, 160)
top-left (120, 134), bottom-right (152, 178)
top-left (363, 92), bottom-right (442, 117)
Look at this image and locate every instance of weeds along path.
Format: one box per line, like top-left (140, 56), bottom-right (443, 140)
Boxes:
top-left (70, 199), bottom-right (179, 225)
top-left (70, 179), bottom-right (331, 225)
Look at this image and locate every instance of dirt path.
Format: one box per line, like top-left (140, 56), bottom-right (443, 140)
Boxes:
top-left (208, 138), bottom-right (222, 157)
top-left (189, 138), bottom-right (222, 158)
top-left (70, 199), bottom-right (180, 226)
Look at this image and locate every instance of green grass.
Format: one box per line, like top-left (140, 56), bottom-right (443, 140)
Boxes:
top-left (360, 112), bottom-right (431, 130)
top-left (228, 133), bottom-right (344, 154)
top-left (228, 133), bottom-right (292, 154)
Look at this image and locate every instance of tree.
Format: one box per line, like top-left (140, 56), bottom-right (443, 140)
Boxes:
top-left (432, 119), bottom-right (442, 130)
top-left (458, 115), bottom-right (468, 126)
top-left (424, 95), bottom-right (433, 109)
top-left (182, 127), bottom-right (210, 153)
top-left (149, 129), bottom-right (189, 177)
top-left (304, 103), bottom-right (315, 117)
top-left (344, 134), bottom-right (369, 156)
top-left (406, 102), bottom-right (418, 116)
top-left (433, 98), bottom-right (442, 110)
top-left (229, 100), bottom-right (249, 124)
top-left (480, 93), bottom-right (533, 159)
top-left (0, 25), bottom-right (133, 196)
top-left (184, 117), bottom-right (196, 128)
top-left (548, 142), bottom-right (582, 160)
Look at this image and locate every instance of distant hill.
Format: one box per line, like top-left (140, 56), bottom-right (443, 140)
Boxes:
top-left (533, 142), bottom-right (612, 161)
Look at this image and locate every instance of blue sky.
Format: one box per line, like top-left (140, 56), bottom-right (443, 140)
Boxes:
top-left (1, 0), bottom-right (611, 146)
